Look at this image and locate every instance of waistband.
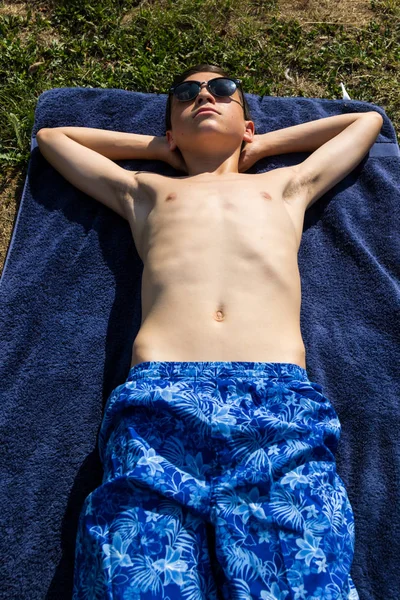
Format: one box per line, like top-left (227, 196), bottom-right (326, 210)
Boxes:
top-left (126, 361), bottom-right (309, 383)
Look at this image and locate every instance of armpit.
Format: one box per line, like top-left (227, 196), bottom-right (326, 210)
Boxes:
top-left (282, 169), bottom-right (314, 202)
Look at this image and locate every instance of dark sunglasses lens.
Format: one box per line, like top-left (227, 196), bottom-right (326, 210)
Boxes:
top-left (174, 81), bottom-right (200, 101)
top-left (210, 78), bottom-right (237, 96)
top-left (174, 78), bottom-right (237, 100)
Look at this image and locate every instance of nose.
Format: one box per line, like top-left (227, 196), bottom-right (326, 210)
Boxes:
top-left (196, 82), bottom-right (215, 105)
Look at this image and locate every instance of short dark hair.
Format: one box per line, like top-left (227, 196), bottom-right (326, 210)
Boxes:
top-left (165, 63), bottom-right (254, 153)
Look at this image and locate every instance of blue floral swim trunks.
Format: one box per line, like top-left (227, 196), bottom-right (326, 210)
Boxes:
top-left (73, 361), bottom-right (359, 600)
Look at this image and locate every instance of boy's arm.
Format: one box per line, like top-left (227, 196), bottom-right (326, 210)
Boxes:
top-left (259, 113), bottom-right (377, 157)
top-left (36, 127), bottom-right (162, 219)
top-left (257, 112), bottom-right (383, 209)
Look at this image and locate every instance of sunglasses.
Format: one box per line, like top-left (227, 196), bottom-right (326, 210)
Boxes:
top-left (169, 77), bottom-right (243, 102)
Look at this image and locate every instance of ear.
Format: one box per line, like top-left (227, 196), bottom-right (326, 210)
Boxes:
top-left (243, 120), bottom-right (255, 144)
top-left (166, 130), bottom-right (178, 151)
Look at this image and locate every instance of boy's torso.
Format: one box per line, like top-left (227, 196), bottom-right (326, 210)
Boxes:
top-left (127, 167), bottom-right (308, 369)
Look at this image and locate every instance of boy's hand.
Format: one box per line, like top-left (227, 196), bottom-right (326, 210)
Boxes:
top-left (155, 136), bottom-right (188, 173)
top-left (238, 135), bottom-right (264, 173)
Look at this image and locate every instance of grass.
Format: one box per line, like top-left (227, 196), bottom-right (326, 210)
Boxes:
top-left (0, 0), bottom-right (399, 275)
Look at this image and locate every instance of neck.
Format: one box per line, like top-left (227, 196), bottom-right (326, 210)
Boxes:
top-left (181, 147), bottom-right (241, 177)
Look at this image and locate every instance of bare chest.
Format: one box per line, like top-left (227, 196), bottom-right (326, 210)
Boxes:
top-left (128, 169), bottom-right (305, 262)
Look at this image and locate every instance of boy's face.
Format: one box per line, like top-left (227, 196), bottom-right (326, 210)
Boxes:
top-left (171, 72), bottom-right (244, 120)
top-left (166, 72), bottom-right (254, 154)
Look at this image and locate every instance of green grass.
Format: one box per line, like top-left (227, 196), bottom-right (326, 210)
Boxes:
top-left (0, 0), bottom-right (399, 180)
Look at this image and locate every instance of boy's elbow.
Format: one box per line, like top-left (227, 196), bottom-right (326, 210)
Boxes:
top-left (36, 128), bottom-right (53, 143)
top-left (362, 112), bottom-right (383, 139)
top-left (37, 127), bottom-right (64, 138)
top-left (366, 111), bottom-right (383, 126)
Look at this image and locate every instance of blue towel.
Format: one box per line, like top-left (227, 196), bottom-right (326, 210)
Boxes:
top-left (0, 87), bottom-right (399, 600)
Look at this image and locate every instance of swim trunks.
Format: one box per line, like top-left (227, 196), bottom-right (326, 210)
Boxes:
top-left (73, 361), bottom-right (359, 600)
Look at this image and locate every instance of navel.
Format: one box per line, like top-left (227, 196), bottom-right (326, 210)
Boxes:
top-left (261, 191), bottom-right (272, 200)
top-left (214, 308), bottom-right (225, 321)
top-left (165, 192), bottom-right (177, 202)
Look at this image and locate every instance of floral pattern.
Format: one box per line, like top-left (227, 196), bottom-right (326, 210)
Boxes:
top-left (73, 361), bottom-right (359, 600)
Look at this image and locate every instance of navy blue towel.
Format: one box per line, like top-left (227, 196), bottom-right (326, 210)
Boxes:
top-left (0, 87), bottom-right (399, 600)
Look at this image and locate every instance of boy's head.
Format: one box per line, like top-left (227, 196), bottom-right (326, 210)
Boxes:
top-left (165, 64), bottom-right (255, 169)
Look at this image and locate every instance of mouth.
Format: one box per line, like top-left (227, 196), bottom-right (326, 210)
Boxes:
top-left (194, 108), bottom-right (219, 117)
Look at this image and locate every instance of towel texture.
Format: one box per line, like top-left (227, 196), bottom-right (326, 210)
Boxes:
top-left (0, 87), bottom-right (399, 600)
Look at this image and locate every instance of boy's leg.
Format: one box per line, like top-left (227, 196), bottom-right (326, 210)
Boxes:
top-left (72, 362), bottom-right (227, 600)
top-left (207, 363), bottom-right (360, 600)
top-left (73, 480), bottom-right (221, 599)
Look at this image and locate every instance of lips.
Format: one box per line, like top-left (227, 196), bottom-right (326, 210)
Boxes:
top-left (194, 108), bottom-right (219, 117)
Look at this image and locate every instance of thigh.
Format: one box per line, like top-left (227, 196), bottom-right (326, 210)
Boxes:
top-left (73, 479), bottom-right (221, 600)
top-left (211, 462), bottom-right (358, 599)
top-left (99, 376), bottom-right (220, 517)
top-left (208, 373), bottom-right (359, 599)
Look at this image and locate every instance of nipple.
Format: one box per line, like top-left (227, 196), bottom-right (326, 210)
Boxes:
top-left (261, 191), bottom-right (272, 200)
top-left (165, 193), bottom-right (177, 202)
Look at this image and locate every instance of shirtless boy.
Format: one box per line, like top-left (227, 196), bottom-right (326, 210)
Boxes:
top-left (37, 64), bottom-right (381, 600)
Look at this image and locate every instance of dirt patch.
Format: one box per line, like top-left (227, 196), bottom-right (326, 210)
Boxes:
top-left (278, 0), bottom-right (375, 28)
top-left (0, 0), bottom-right (56, 17)
top-left (25, 26), bottom-right (60, 48)
top-left (120, 0), bottom-right (167, 28)
top-left (0, 0), bottom-right (60, 46)
top-left (284, 73), bottom-right (329, 98)
top-left (0, 1), bottom-right (29, 17)
top-left (0, 168), bottom-right (26, 278)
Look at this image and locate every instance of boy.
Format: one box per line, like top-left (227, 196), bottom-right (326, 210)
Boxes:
top-left (37, 64), bottom-right (381, 599)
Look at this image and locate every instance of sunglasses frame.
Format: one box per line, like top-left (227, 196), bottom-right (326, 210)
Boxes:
top-left (169, 77), bottom-right (243, 101)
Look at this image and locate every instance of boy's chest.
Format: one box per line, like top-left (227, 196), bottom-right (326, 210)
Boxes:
top-left (129, 170), bottom-right (306, 260)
